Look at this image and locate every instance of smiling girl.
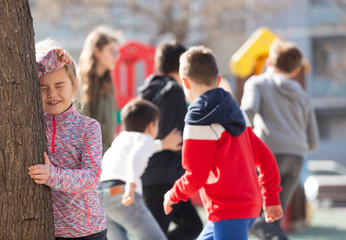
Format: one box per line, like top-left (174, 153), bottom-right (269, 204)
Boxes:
top-left (28, 39), bottom-right (107, 240)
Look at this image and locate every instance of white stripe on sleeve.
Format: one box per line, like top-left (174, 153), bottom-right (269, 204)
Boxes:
top-left (183, 124), bottom-right (225, 141)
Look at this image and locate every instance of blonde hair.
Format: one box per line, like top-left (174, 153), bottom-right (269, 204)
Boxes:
top-left (35, 39), bottom-right (83, 110)
top-left (78, 26), bottom-right (119, 103)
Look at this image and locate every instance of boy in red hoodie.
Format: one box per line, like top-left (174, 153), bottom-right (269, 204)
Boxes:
top-left (163, 46), bottom-right (283, 240)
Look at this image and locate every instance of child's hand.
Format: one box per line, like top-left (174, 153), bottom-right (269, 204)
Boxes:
top-left (163, 190), bottom-right (174, 215)
top-left (263, 205), bottom-right (283, 223)
top-left (55, 48), bottom-right (72, 68)
top-left (122, 183), bottom-right (136, 206)
top-left (28, 152), bottom-right (51, 184)
top-left (161, 128), bottom-right (182, 151)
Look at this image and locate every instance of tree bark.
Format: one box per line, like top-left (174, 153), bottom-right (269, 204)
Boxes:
top-left (0, 0), bottom-right (55, 239)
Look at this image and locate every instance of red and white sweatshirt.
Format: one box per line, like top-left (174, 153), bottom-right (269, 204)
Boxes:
top-left (169, 88), bottom-right (282, 222)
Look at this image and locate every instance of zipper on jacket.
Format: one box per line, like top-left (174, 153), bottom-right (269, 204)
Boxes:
top-left (52, 116), bottom-right (56, 153)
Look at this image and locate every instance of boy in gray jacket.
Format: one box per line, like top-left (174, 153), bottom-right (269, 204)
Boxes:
top-left (241, 39), bottom-right (319, 240)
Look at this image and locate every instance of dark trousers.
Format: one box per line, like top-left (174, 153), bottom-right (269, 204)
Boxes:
top-left (250, 154), bottom-right (304, 240)
top-left (56, 229), bottom-right (107, 240)
top-left (143, 184), bottom-right (203, 240)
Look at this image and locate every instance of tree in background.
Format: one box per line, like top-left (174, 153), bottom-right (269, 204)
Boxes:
top-left (29, 0), bottom-right (346, 96)
top-left (0, 0), bottom-right (55, 239)
top-left (29, 0), bottom-right (346, 46)
top-left (29, 0), bottom-right (280, 45)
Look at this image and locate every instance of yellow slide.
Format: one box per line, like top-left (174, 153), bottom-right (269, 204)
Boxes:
top-left (230, 27), bottom-right (276, 78)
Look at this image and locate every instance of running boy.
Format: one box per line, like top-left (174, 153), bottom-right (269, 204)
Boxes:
top-left (98, 98), bottom-right (181, 240)
top-left (241, 39), bottom-right (319, 239)
top-left (163, 46), bottom-right (283, 240)
top-left (28, 39), bottom-right (107, 239)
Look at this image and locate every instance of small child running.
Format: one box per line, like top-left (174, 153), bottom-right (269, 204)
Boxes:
top-left (99, 98), bottom-right (182, 240)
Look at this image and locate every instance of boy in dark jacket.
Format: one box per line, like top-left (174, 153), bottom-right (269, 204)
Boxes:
top-left (163, 46), bottom-right (283, 240)
top-left (138, 41), bottom-right (202, 240)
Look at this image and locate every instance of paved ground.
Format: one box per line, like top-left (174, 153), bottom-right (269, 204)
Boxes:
top-left (196, 205), bottom-right (346, 240)
top-left (280, 206), bottom-right (346, 240)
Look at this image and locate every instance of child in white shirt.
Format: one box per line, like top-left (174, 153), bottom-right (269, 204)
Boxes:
top-left (98, 98), bottom-right (181, 240)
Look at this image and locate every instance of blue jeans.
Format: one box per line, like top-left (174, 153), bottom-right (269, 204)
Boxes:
top-left (98, 186), bottom-right (167, 240)
top-left (197, 218), bottom-right (255, 240)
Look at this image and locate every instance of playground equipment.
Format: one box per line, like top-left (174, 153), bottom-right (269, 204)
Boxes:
top-left (111, 41), bottom-right (156, 128)
top-left (230, 27), bottom-right (276, 79)
top-left (230, 27), bottom-right (276, 103)
top-left (112, 41), bottom-right (156, 110)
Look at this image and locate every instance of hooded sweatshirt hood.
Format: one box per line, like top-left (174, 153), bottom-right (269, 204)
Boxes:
top-left (185, 88), bottom-right (245, 137)
top-left (138, 74), bottom-right (176, 103)
top-left (269, 71), bottom-right (302, 100)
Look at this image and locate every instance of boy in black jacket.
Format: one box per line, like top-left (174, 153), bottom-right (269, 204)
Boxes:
top-left (138, 41), bottom-right (202, 240)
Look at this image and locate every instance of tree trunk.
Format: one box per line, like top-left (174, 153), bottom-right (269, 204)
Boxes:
top-left (0, 0), bottom-right (55, 239)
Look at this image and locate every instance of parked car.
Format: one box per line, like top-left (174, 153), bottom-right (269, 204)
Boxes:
top-left (304, 160), bottom-right (346, 206)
